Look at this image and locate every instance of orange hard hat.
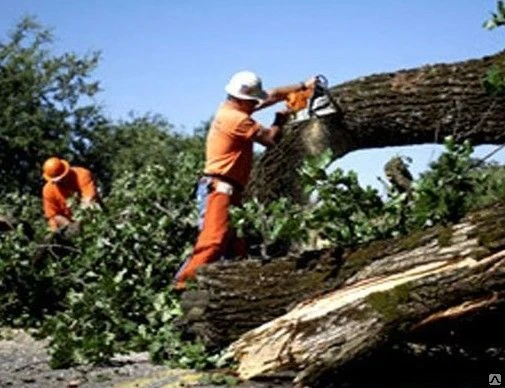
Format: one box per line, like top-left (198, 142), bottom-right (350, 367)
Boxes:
top-left (42, 157), bottom-right (70, 182)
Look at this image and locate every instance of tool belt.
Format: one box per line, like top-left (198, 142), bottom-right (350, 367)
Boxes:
top-left (203, 173), bottom-right (243, 196)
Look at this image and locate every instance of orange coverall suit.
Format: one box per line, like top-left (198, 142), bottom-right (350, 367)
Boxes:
top-left (42, 167), bottom-right (97, 230)
top-left (174, 100), bottom-right (261, 289)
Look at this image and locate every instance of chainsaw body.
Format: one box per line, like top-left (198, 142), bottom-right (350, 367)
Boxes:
top-left (286, 75), bottom-right (340, 123)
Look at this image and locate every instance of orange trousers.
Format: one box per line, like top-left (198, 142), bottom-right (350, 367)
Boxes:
top-left (174, 180), bottom-right (245, 289)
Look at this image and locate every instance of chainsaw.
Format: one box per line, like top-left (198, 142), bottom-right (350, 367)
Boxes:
top-left (285, 75), bottom-right (341, 123)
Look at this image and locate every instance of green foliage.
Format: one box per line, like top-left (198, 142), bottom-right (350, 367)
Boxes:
top-left (232, 150), bottom-right (387, 253)
top-left (43, 153), bottom-right (203, 367)
top-left (82, 114), bottom-right (206, 194)
top-left (0, 191), bottom-right (45, 232)
top-left (483, 2), bottom-right (505, 96)
top-left (231, 197), bottom-right (307, 258)
top-left (469, 163), bottom-right (505, 209)
top-left (0, 142), bottom-right (207, 368)
top-left (0, 227), bottom-right (59, 327)
top-left (301, 150), bottom-right (386, 247)
top-left (233, 139), bottom-right (504, 255)
top-left (0, 16), bottom-right (104, 195)
top-left (483, 0), bottom-right (505, 30)
top-left (0, 17), bottom-right (214, 369)
top-left (409, 137), bottom-right (478, 227)
top-left (483, 65), bottom-right (505, 96)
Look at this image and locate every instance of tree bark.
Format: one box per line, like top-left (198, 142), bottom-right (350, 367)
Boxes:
top-left (223, 254), bottom-right (505, 383)
top-left (179, 248), bottom-right (344, 349)
top-left (181, 204), bottom-right (505, 348)
top-left (246, 50), bottom-right (505, 203)
top-left (221, 205), bottom-right (505, 386)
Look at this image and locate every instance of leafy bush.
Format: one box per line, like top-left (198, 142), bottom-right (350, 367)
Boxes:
top-left (232, 149), bottom-right (389, 254)
top-left (43, 152), bottom-right (204, 367)
top-left (231, 196), bottom-right (307, 258)
top-left (409, 137), bottom-right (479, 227)
top-left (300, 151), bottom-right (386, 247)
top-left (0, 17), bottom-right (103, 195)
top-left (469, 163), bottom-right (505, 209)
top-left (233, 138), bottom-right (504, 256)
top-left (0, 142), bottom-right (211, 368)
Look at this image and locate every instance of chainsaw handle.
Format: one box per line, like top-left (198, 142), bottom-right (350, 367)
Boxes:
top-left (315, 74), bottom-right (328, 88)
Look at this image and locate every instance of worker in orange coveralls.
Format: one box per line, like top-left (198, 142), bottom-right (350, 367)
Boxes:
top-left (42, 157), bottom-right (100, 232)
top-left (174, 71), bottom-right (317, 290)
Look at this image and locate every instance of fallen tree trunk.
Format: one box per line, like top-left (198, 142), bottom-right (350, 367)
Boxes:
top-left (246, 50), bottom-right (505, 203)
top-left (224, 252), bottom-right (505, 386)
top-left (218, 204), bottom-right (505, 386)
top-left (181, 204), bottom-right (505, 350)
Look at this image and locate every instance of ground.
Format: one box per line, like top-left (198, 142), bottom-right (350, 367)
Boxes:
top-left (0, 328), bottom-right (292, 388)
top-left (1, 328), bottom-right (502, 387)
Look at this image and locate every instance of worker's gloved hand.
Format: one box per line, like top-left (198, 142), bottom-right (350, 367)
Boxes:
top-left (272, 111), bottom-right (290, 127)
top-left (303, 76), bottom-right (318, 90)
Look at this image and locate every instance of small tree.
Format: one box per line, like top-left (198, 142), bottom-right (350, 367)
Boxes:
top-left (0, 16), bottom-right (103, 195)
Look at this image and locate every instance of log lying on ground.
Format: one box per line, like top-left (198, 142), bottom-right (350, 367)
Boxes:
top-left (180, 248), bottom-right (344, 348)
top-left (224, 252), bottom-right (505, 386)
top-left (246, 50), bottom-right (505, 203)
top-left (220, 204), bottom-right (505, 386)
top-left (181, 204), bottom-right (505, 349)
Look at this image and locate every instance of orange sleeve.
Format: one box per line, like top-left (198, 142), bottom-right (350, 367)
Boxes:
top-left (230, 117), bottom-right (261, 140)
top-left (75, 168), bottom-right (97, 200)
top-left (42, 184), bottom-right (69, 221)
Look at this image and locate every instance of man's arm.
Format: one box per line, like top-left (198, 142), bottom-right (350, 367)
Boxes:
top-left (254, 77), bottom-right (317, 112)
top-left (75, 168), bottom-right (98, 206)
top-left (43, 184), bottom-right (72, 231)
top-left (252, 111), bottom-right (290, 147)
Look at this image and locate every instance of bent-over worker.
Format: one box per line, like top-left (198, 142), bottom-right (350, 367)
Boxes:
top-left (42, 157), bottom-right (100, 232)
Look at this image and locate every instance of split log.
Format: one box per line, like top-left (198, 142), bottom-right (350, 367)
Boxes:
top-left (246, 50), bottom-right (505, 203)
top-left (181, 204), bottom-right (505, 351)
top-left (220, 204), bottom-right (505, 386)
top-left (223, 253), bottom-right (505, 386)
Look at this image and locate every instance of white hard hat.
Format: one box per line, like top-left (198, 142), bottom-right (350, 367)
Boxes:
top-left (224, 71), bottom-right (268, 102)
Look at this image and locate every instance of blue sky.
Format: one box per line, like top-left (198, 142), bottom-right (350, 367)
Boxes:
top-left (1, 0), bottom-right (504, 192)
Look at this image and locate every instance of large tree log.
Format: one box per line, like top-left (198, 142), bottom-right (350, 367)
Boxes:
top-left (223, 236), bottom-right (505, 386)
top-left (181, 204), bottom-right (505, 352)
top-left (246, 50), bottom-right (505, 203)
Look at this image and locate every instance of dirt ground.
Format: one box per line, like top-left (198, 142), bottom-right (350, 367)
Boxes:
top-left (0, 328), bottom-right (293, 388)
top-left (0, 328), bottom-right (175, 387)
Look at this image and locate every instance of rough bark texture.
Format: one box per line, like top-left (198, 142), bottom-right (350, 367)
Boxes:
top-left (246, 50), bottom-right (505, 203)
top-left (221, 204), bottom-right (505, 386)
top-left (225, 255), bottom-right (505, 385)
top-left (179, 248), bottom-right (344, 349)
top-left (181, 204), bottom-right (505, 351)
